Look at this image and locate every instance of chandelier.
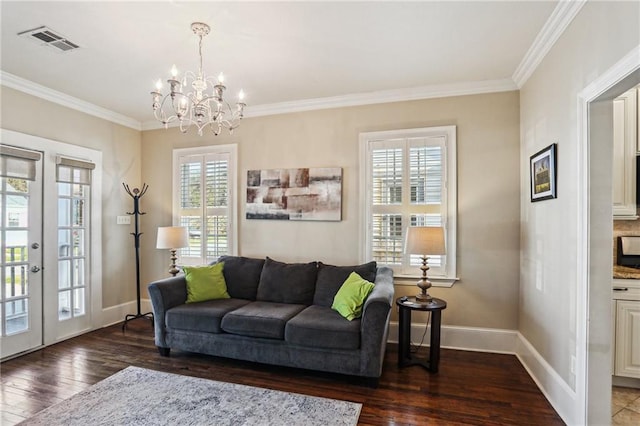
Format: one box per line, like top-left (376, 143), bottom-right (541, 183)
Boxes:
top-left (151, 22), bottom-right (245, 136)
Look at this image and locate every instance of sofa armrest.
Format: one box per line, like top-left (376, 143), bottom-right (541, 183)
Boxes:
top-left (148, 276), bottom-right (188, 348)
top-left (360, 266), bottom-right (394, 377)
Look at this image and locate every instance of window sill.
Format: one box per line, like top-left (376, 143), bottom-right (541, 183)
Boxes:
top-left (393, 274), bottom-right (459, 288)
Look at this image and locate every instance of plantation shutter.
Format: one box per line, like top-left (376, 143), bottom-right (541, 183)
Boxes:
top-left (368, 136), bottom-right (446, 273)
top-left (178, 152), bottom-right (230, 264)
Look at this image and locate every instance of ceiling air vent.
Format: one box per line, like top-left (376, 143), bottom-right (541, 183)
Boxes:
top-left (18, 26), bottom-right (80, 52)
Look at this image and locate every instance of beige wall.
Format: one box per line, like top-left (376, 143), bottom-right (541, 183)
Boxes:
top-left (519, 0), bottom-right (639, 422)
top-left (0, 86), bottom-right (142, 308)
top-left (142, 91), bottom-right (521, 329)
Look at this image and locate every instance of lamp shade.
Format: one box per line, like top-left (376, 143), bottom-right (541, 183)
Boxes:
top-left (156, 226), bottom-right (189, 249)
top-left (404, 226), bottom-right (446, 255)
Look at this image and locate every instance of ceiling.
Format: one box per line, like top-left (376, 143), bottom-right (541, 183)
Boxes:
top-left (0, 1), bottom-right (560, 129)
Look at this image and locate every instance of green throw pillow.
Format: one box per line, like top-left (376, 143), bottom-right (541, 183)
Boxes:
top-left (183, 262), bottom-right (230, 303)
top-left (331, 272), bottom-right (375, 321)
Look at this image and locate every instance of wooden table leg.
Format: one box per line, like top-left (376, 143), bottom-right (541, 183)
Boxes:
top-left (429, 309), bottom-right (442, 373)
top-left (398, 306), bottom-right (411, 367)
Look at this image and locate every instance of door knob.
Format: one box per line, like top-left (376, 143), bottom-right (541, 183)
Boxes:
top-left (31, 242), bottom-right (40, 249)
top-left (30, 266), bottom-right (41, 273)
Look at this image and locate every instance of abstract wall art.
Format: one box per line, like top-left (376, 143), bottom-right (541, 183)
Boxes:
top-left (246, 167), bottom-right (342, 221)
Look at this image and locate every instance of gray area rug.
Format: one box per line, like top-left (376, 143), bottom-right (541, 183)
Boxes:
top-left (20, 366), bottom-right (362, 425)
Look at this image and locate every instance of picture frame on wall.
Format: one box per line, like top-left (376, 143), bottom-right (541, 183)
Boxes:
top-left (246, 167), bottom-right (342, 221)
top-left (530, 143), bottom-right (557, 202)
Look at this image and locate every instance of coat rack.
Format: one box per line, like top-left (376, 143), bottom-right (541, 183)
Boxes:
top-left (122, 182), bottom-right (153, 330)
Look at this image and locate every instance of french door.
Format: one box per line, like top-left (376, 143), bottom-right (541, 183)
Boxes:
top-left (0, 130), bottom-right (102, 360)
top-left (0, 146), bottom-right (43, 358)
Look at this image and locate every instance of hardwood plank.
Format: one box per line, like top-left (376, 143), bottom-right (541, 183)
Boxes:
top-left (0, 319), bottom-right (564, 425)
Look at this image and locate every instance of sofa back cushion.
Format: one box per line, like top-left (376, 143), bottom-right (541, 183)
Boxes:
top-left (217, 256), bottom-right (265, 300)
top-left (256, 257), bottom-right (318, 305)
top-left (312, 261), bottom-right (377, 307)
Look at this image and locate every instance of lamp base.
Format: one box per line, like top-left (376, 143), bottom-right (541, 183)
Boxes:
top-left (168, 248), bottom-right (179, 277)
top-left (415, 292), bottom-right (433, 302)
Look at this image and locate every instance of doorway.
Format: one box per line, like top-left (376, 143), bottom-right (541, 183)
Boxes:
top-left (579, 52), bottom-right (640, 423)
top-left (0, 129), bottom-right (103, 360)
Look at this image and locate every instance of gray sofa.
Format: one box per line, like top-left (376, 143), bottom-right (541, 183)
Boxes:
top-left (148, 256), bottom-right (394, 382)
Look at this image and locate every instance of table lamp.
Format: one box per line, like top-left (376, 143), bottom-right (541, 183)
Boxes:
top-left (156, 226), bottom-right (189, 276)
top-left (404, 226), bottom-right (446, 302)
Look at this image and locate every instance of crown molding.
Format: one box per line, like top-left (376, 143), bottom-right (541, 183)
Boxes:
top-left (512, 0), bottom-right (587, 88)
top-left (142, 78), bottom-right (517, 130)
top-left (0, 71), bottom-right (142, 131)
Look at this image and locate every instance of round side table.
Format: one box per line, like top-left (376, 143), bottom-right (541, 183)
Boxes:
top-left (396, 296), bottom-right (447, 373)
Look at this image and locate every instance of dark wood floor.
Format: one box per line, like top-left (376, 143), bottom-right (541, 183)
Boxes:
top-left (1, 319), bottom-right (564, 425)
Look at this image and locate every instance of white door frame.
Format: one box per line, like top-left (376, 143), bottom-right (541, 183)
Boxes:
top-left (0, 129), bottom-right (103, 346)
top-left (576, 46), bottom-right (640, 424)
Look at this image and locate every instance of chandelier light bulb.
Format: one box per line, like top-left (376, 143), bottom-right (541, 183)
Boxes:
top-left (150, 22), bottom-right (246, 136)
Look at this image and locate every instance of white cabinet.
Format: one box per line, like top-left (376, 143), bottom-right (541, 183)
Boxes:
top-left (613, 88), bottom-right (638, 220)
top-left (614, 300), bottom-right (640, 378)
top-left (613, 280), bottom-right (640, 379)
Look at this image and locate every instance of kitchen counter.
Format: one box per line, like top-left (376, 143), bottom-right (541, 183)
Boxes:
top-left (614, 265), bottom-right (640, 280)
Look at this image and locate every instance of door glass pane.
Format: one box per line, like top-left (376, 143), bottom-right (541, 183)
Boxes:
top-left (72, 229), bottom-right (84, 256)
top-left (58, 198), bottom-right (70, 226)
top-left (73, 288), bottom-right (85, 316)
top-left (5, 230), bottom-right (28, 262)
top-left (58, 260), bottom-right (71, 289)
top-left (58, 230), bottom-right (71, 257)
top-left (73, 259), bottom-right (85, 286)
top-left (5, 299), bottom-right (28, 335)
top-left (58, 182), bottom-right (71, 196)
top-left (72, 184), bottom-right (84, 198)
top-left (5, 195), bottom-right (28, 227)
top-left (72, 199), bottom-right (85, 226)
top-left (5, 265), bottom-right (28, 297)
top-left (58, 291), bottom-right (71, 321)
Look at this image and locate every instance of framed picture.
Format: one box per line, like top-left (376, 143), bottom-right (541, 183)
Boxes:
top-left (246, 167), bottom-right (342, 221)
top-left (530, 143), bottom-right (557, 202)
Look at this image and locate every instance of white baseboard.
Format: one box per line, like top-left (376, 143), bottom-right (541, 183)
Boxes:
top-left (388, 322), bottom-right (575, 425)
top-left (514, 333), bottom-right (577, 425)
top-left (101, 299), bottom-right (153, 327)
top-left (388, 321), bottom-right (518, 353)
top-left (612, 375), bottom-right (640, 389)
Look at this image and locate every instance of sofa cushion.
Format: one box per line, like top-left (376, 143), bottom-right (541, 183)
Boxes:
top-left (166, 299), bottom-right (250, 333)
top-left (256, 257), bottom-right (318, 305)
top-left (221, 301), bottom-right (306, 339)
top-left (217, 256), bottom-right (265, 300)
top-left (183, 263), bottom-right (230, 303)
top-left (285, 305), bottom-right (361, 350)
top-left (331, 272), bottom-right (375, 321)
top-left (313, 261), bottom-right (377, 307)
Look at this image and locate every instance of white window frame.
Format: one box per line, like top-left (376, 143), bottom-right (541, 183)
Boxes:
top-left (172, 145), bottom-right (238, 265)
top-left (359, 126), bottom-right (458, 287)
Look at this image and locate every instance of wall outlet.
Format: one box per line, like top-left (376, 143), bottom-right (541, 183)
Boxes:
top-left (116, 215), bottom-right (131, 225)
top-left (570, 355), bottom-right (576, 374)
